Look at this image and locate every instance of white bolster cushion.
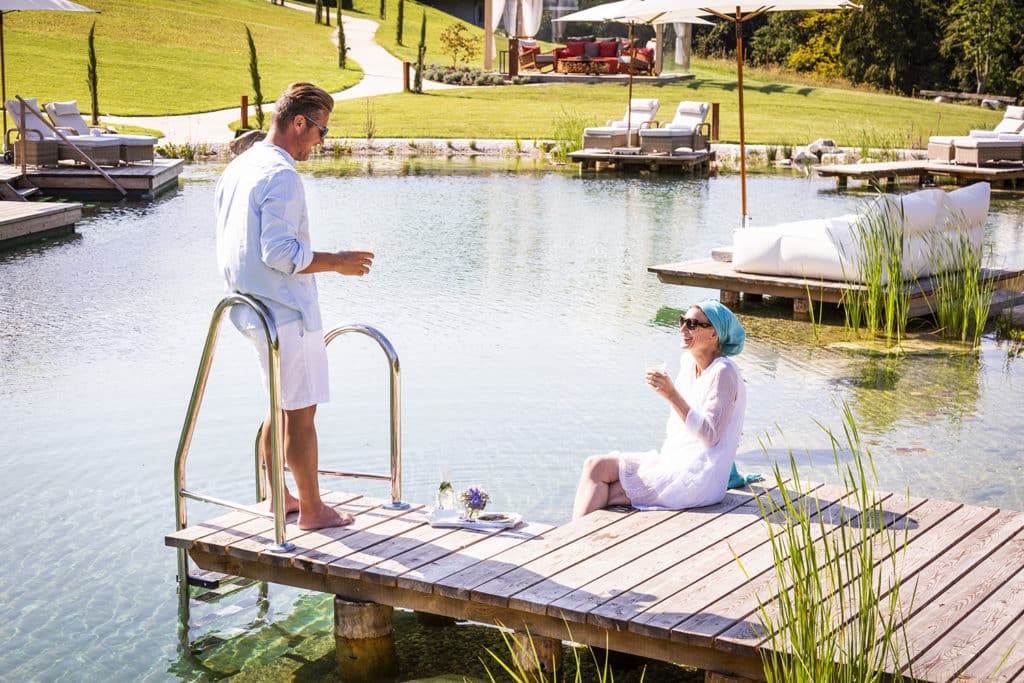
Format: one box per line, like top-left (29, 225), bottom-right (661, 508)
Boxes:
top-left (732, 228), bottom-right (783, 275)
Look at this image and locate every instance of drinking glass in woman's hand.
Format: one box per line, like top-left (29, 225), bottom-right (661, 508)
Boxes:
top-left (645, 361), bottom-right (667, 383)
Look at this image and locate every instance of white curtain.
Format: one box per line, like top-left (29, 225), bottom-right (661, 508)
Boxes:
top-left (502, 0), bottom-right (542, 38)
top-left (488, 0), bottom-right (505, 63)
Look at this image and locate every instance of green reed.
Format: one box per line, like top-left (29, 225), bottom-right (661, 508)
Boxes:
top-left (923, 225), bottom-right (995, 346)
top-left (482, 627), bottom-right (644, 683)
top-left (753, 403), bottom-right (915, 683)
top-left (551, 107), bottom-right (592, 162)
top-left (842, 197), bottom-right (910, 346)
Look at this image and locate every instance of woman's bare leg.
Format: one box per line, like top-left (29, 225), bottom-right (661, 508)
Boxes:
top-left (572, 454), bottom-right (631, 519)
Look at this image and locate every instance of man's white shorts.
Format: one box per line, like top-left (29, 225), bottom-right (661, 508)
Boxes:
top-left (243, 320), bottom-right (329, 411)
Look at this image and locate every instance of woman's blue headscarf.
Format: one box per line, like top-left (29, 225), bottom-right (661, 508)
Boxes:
top-left (697, 300), bottom-right (745, 356)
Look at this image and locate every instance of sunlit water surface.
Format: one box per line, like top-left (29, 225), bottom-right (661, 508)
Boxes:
top-left (3, 159), bottom-right (1024, 680)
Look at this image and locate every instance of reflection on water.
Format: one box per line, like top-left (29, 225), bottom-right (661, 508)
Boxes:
top-left (2, 159), bottom-right (1023, 680)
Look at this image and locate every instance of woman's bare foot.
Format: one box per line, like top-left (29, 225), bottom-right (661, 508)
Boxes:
top-left (298, 504), bottom-right (355, 530)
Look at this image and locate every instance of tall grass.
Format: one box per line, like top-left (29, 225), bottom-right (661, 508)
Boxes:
top-left (550, 107), bottom-right (592, 161)
top-left (754, 404), bottom-right (915, 683)
top-left (481, 627), bottom-right (644, 683)
top-left (841, 197), bottom-right (911, 346)
top-left (924, 225), bottom-right (995, 346)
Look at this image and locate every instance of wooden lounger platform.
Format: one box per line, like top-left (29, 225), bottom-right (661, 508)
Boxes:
top-left (568, 149), bottom-right (714, 174)
top-left (166, 484), bottom-right (1024, 682)
top-left (23, 158), bottom-right (183, 200)
top-left (0, 200), bottom-right (82, 249)
top-left (817, 160), bottom-right (1024, 189)
top-left (649, 256), bottom-right (1024, 318)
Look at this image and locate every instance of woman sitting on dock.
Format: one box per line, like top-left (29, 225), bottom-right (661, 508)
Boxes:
top-left (572, 301), bottom-right (747, 518)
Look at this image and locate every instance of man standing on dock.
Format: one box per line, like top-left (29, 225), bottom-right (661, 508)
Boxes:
top-left (215, 82), bottom-right (373, 530)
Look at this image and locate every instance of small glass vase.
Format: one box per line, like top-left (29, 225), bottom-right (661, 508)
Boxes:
top-left (464, 505), bottom-right (485, 520)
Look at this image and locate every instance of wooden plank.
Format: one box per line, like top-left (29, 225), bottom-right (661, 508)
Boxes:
top-left (367, 524), bottom-right (519, 587)
top-left (432, 509), bottom-right (628, 601)
top-left (186, 546), bottom-right (768, 681)
top-left (471, 507), bottom-right (690, 609)
top-left (530, 487), bottom-right (780, 619)
top-left (907, 528), bottom-right (1024, 681)
top-left (399, 521), bottom-right (555, 593)
top-left (714, 495), bottom-right (951, 655)
top-left (325, 508), bottom-right (460, 580)
top-left (585, 483), bottom-right (836, 638)
top-left (956, 603), bottom-right (1024, 682)
top-left (658, 486), bottom-right (895, 649)
top-left (895, 511), bottom-right (1024, 676)
top-left (166, 510), bottom-right (260, 549)
top-left (227, 492), bottom-right (369, 563)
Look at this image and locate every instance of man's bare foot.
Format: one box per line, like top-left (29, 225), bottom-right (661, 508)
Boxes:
top-left (259, 490), bottom-right (300, 515)
top-left (298, 504), bottom-right (355, 530)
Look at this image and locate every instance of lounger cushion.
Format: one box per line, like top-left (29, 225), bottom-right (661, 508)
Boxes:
top-left (732, 184), bottom-right (990, 283)
top-left (6, 97), bottom-right (52, 139)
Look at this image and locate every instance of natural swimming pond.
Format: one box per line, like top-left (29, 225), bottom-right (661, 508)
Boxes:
top-left (3, 159), bottom-right (1024, 680)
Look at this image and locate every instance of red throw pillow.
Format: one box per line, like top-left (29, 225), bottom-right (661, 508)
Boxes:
top-left (637, 47), bottom-right (654, 60)
top-left (566, 42), bottom-right (585, 57)
top-left (598, 40), bottom-right (618, 58)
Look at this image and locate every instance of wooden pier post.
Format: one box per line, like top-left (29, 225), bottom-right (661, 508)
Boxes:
top-left (511, 630), bottom-right (563, 681)
top-left (334, 596), bottom-right (396, 682)
top-left (720, 290), bottom-right (740, 306)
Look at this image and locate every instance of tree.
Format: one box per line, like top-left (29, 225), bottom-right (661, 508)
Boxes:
top-left (785, 12), bottom-right (844, 79)
top-left (413, 12), bottom-right (426, 93)
top-left (245, 26), bottom-right (265, 130)
top-left (86, 21), bottom-right (99, 125)
top-left (439, 23), bottom-right (479, 67)
top-left (396, 0), bottom-right (405, 45)
top-left (338, 7), bottom-right (347, 68)
top-left (315, 0), bottom-right (322, 24)
top-left (940, 0), bottom-right (1020, 94)
top-left (839, 0), bottom-right (950, 94)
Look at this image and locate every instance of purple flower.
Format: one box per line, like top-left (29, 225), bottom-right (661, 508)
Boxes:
top-left (459, 486), bottom-right (490, 509)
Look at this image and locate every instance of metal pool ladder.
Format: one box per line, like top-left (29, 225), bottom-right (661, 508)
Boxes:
top-left (172, 294), bottom-right (408, 642)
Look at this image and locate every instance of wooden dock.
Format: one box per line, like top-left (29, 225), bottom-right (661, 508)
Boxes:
top-left (0, 200), bottom-right (82, 249)
top-left (817, 159), bottom-right (1024, 189)
top-left (649, 256), bottom-right (1024, 318)
top-left (568, 149), bottom-right (715, 174)
top-left (21, 158), bottom-right (183, 200)
top-left (166, 484), bottom-right (1024, 682)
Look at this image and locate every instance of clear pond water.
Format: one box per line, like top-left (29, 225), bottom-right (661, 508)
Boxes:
top-left (3, 159), bottom-right (1024, 680)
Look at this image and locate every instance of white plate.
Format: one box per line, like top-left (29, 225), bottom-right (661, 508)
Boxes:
top-left (427, 509), bottom-right (522, 530)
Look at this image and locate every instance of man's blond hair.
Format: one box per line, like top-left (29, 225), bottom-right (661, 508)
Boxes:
top-left (271, 82), bottom-right (334, 131)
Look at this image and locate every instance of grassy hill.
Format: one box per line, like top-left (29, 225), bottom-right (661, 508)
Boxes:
top-left (6, 0), bottom-right (1004, 144)
top-left (6, 0), bottom-right (360, 115)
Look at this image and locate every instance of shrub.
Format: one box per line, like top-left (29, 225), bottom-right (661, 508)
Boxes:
top-left (439, 23), bottom-right (479, 66)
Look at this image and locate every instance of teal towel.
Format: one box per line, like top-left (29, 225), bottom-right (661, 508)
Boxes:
top-left (729, 463), bottom-right (764, 489)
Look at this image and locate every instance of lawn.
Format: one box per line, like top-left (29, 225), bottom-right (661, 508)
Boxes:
top-left (5, 0), bottom-right (360, 115)
top-left (6, 0), bottom-right (1004, 145)
top-left (328, 68), bottom-right (1002, 146)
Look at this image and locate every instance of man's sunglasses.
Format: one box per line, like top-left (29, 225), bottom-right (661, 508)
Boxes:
top-left (679, 316), bottom-right (714, 331)
top-left (303, 114), bottom-right (329, 140)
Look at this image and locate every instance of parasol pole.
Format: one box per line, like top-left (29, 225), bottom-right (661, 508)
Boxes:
top-left (626, 22), bottom-right (634, 144)
top-left (735, 5), bottom-right (747, 225)
top-left (1, 12), bottom-right (7, 150)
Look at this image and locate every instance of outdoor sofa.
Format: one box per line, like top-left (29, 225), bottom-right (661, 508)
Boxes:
top-left (552, 36), bottom-right (654, 75)
top-left (731, 182), bottom-right (990, 284)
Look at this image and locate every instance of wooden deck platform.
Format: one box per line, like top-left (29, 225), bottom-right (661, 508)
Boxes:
top-left (568, 149), bottom-right (715, 174)
top-left (649, 257), bottom-right (1024, 318)
top-left (0, 200), bottom-right (82, 249)
top-left (817, 159), bottom-right (1024, 189)
top-left (166, 484), bottom-right (1024, 682)
top-left (20, 158), bottom-right (183, 200)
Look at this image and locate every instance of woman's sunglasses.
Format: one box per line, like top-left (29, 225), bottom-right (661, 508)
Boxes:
top-left (679, 316), bottom-right (714, 331)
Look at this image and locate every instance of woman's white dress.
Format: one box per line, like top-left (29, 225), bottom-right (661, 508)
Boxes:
top-left (618, 355), bottom-right (746, 510)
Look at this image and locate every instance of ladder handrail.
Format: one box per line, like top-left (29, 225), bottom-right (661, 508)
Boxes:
top-left (324, 324), bottom-right (406, 508)
top-left (174, 298), bottom-right (407, 644)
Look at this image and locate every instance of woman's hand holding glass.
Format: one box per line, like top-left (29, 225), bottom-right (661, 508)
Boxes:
top-left (645, 362), bottom-right (675, 399)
